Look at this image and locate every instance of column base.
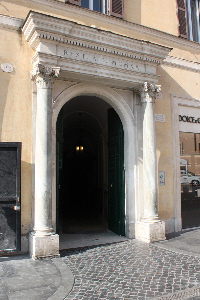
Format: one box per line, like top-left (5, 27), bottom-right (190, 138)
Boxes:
top-left (29, 232), bottom-right (60, 259)
top-left (135, 220), bottom-right (166, 243)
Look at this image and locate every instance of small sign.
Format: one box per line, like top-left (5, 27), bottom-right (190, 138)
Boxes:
top-left (1, 63), bottom-right (14, 73)
top-left (155, 114), bottom-right (165, 122)
top-left (159, 171), bottom-right (165, 186)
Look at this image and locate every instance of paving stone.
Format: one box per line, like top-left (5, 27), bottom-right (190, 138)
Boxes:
top-left (61, 240), bottom-right (200, 299)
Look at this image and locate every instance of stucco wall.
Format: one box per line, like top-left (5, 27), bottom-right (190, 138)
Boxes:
top-left (0, 27), bottom-right (34, 247)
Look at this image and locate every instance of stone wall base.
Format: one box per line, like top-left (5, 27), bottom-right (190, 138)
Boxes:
top-left (125, 221), bottom-right (135, 239)
top-left (29, 233), bottom-right (60, 259)
top-left (135, 221), bottom-right (166, 243)
top-left (164, 218), bottom-right (182, 234)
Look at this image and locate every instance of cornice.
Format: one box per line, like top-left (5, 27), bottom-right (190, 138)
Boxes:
top-left (0, 14), bottom-right (23, 31)
top-left (20, 0), bottom-right (200, 51)
top-left (171, 94), bottom-right (200, 104)
top-left (163, 56), bottom-right (200, 73)
top-left (22, 11), bottom-right (171, 65)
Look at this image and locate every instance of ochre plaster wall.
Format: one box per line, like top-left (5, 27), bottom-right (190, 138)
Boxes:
top-left (0, 28), bottom-right (34, 238)
top-left (0, 0), bottom-right (178, 36)
top-left (140, 0), bottom-right (178, 36)
top-left (156, 65), bottom-right (200, 220)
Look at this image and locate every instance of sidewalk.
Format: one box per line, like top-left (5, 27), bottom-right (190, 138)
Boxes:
top-left (0, 228), bottom-right (200, 299)
top-left (0, 254), bottom-right (74, 300)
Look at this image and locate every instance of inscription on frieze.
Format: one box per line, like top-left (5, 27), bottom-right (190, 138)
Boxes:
top-left (57, 46), bottom-right (150, 74)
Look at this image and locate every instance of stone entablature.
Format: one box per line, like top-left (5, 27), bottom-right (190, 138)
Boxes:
top-left (22, 11), bottom-right (171, 88)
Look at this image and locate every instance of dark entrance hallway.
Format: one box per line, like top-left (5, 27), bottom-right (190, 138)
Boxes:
top-left (56, 96), bottom-right (125, 237)
top-left (61, 124), bottom-right (105, 234)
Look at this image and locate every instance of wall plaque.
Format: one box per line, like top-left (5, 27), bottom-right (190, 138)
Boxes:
top-left (155, 114), bottom-right (165, 122)
top-left (1, 63), bottom-right (13, 73)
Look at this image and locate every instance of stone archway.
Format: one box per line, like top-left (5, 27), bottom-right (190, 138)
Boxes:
top-left (52, 83), bottom-right (136, 240)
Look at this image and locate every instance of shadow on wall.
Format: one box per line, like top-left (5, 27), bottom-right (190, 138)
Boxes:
top-left (20, 160), bottom-right (32, 252)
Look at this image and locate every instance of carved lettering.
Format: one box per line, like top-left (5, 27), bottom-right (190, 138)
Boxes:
top-left (61, 47), bottom-right (145, 72)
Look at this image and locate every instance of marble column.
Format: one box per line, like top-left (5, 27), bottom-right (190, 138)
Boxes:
top-left (30, 64), bottom-right (60, 258)
top-left (135, 82), bottom-right (165, 243)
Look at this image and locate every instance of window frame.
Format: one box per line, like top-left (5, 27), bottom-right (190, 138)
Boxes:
top-left (66, 0), bottom-right (124, 18)
top-left (81, 0), bottom-right (106, 13)
top-left (186, 0), bottom-right (200, 42)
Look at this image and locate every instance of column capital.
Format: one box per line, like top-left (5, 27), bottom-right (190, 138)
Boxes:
top-left (139, 82), bottom-right (161, 103)
top-left (30, 64), bottom-right (60, 88)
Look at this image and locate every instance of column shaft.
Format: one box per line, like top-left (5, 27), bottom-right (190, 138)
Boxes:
top-left (135, 82), bottom-right (165, 243)
top-left (140, 82), bottom-right (161, 222)
top-left (142, 98), bottom-right (158, 221)
top-left (29, 64), bottom-right (60, 258)
top-left (34, 81), bottom-right (53, 234)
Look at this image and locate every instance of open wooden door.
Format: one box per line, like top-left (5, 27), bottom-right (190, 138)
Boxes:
top-left (108, 108), bottom-right (125, 236)
top-left (0, 142), bottom-right (21, 253)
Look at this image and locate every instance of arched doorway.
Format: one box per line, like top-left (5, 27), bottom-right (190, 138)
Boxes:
top-left (56, 96), bottom-right (125, 236)
top-left (52, 83), bottom-right (136, 243)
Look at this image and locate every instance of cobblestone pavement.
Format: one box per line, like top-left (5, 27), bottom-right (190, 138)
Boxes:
top-left (61, 240), bottom-right (200, 300)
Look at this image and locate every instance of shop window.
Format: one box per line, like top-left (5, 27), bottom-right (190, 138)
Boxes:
top-left (180, 132), bottom-right (200, 175)
top-left (180, 132), bottom-right (200, 228)
top-left (177, 0), bottom-right (200, 42)
top-left (66, 0), bottom-right (124, 18)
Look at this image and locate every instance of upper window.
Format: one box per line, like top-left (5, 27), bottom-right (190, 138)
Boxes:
top-left (66, 0), bottom-right (124, 18)
top-left (81, 0), bottom-right (105, 13)
top-left (177, 0), bottom-right (200, 42)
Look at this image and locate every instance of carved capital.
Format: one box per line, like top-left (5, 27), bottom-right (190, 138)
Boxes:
top-left (30, 64), bottom-right (60, 88)
top-left (139, 82), bottom-right (161, 103)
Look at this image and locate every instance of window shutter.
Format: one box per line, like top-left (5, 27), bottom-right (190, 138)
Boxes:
top-left (177, 0), bottom-right (187, 38)
top-left (66, 0), bottom-right (81, 6)
top-left (110, 0), bottom-right (124, 18)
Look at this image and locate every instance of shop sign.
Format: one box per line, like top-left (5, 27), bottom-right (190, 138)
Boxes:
top-left (179, 115), bottom-right (200, 123)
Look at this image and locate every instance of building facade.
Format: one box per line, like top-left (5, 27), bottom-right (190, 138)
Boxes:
top-left (0, 0), bottom-right (200, 258)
